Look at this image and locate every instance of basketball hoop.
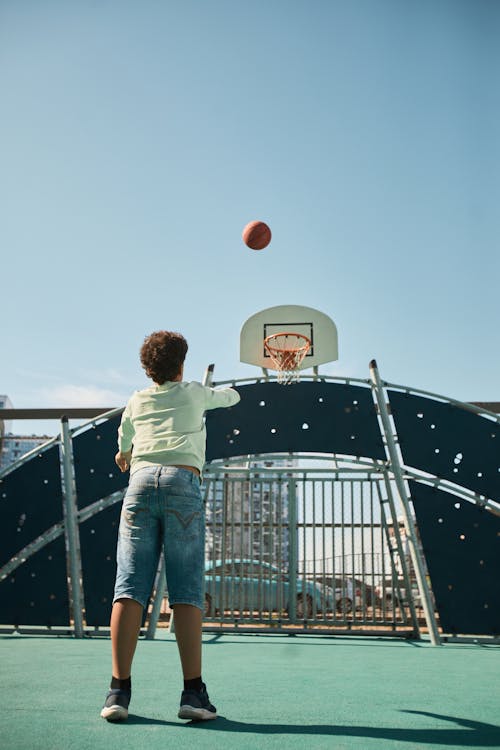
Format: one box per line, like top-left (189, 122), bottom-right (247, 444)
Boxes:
top-left (264, 332), bottom-right (311, 384)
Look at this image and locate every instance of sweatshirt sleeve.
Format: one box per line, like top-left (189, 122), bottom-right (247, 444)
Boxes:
top-left (117, 398), bottom-right (135, 452)
top-left (204, 386), bottom-right (241, 411)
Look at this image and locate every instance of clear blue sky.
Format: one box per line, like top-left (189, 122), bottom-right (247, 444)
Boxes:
top-left (1, 0), bottom-right (499, 435)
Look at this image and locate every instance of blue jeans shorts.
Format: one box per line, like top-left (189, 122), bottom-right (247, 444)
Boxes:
top-left (113, 466), bottom-right (205, 611)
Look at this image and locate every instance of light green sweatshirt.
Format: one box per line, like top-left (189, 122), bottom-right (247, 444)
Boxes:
top-left (118, 380), bottom-right (240, 474)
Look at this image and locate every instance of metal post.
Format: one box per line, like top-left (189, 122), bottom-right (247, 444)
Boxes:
top-left (60, 416), bottom-right (85, 638)
top-left (203, 364), bottom-right (214, 387)
top-left (146, 556), bottom-right (167, 639)
top-left (369, 360), bottom-right (441, 645)
top-left (287, 477), bottom-right (298, 622)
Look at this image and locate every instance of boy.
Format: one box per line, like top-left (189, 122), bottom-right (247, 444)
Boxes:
top-left (101, 330), bottom-right (240, 722)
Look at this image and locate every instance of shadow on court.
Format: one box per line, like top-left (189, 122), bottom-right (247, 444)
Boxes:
top-left (124, 711), bottom-right (500, 746)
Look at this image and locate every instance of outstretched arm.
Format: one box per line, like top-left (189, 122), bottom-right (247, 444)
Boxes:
top-left (205, 386), bottom-right (241, 410)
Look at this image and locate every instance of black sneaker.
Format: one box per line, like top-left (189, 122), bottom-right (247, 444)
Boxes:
top-left (178, 683), bottom-right (217, 721)
top-left (100, 688), bottom-right (131, 721)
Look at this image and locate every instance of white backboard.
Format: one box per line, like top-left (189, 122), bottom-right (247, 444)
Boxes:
top-left (240, 304), bottom-right (338, 371)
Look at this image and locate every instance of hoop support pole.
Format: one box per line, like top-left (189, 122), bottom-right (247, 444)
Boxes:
top-left (60, 416), bottom-right (86, 638)
top-left (369, 360), bottom-right (441, 646)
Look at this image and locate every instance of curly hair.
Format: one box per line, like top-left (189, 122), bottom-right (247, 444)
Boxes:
top-left (140, 331), bottom-right (188, 385)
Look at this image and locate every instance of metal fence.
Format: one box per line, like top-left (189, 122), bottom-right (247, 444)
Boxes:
top-left (201, 468), bottom-right (420, 635)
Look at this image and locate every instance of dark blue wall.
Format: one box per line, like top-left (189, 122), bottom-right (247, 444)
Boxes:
top-left (389, 391), bottom-right (500, 501)
top-left (410, 481), bottom-right (500, 635)
top-left (206, 381), bottom-right (385, 461)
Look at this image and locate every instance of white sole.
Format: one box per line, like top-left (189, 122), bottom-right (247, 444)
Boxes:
top-left (101, 705), bottom-right (129, 721)
top-left (178, 705), bottom-right (217, 721)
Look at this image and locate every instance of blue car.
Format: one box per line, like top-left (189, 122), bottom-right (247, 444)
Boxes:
top-left (204, 559), bottom-right (334, 619)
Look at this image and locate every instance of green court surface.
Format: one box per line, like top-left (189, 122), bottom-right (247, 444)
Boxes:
top-left (1, 632), bottom-right (499, 750)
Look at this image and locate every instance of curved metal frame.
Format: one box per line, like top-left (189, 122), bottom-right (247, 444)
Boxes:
top-left (1, 364), bottom-right (498, 641)
top-left (0, 489), bottom-right (125, 583)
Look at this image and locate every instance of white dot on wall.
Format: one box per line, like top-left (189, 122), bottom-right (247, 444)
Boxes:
top-left (259, 401), bottom-right (266, 407)
top-left (302, 423), bottom-right (309, 430)
top-left (459, 534), bottom-right (465, 541)
top-left (271, 428), bottom-right (277, 434)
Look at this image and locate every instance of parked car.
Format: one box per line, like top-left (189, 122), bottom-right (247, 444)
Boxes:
top-left (375, 579), bottom-right (425, 609)
top-left (333, 578), bottom-right (362, 614)
top-left (351, 579), bottom-right (378, 608)
top-left (375, 578), bottom-right (400, 607)
top-left (204, 560), bottom-right (334, 619)
top-left (311, 576), bottom-right (363, 613)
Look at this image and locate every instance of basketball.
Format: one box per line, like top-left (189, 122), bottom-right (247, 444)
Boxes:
top-left (242, 220), bottom-right (272, 250)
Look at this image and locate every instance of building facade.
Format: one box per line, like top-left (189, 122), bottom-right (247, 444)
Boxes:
top-left (205, 457), bottom-right (296, 571)
top-left (0, 394), bottom-right (14, 446)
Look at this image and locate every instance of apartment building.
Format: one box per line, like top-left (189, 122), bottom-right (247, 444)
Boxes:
top-left (205, 457), bottom-right (297, 571)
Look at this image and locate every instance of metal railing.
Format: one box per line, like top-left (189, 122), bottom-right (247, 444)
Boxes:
top-left (200, 467), bottom-right (422, 636)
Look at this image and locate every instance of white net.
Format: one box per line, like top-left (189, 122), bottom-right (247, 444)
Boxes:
top-left (264, 332), bottom-right (311, 385)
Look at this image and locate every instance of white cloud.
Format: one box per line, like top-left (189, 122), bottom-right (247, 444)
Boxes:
top-left (39, 384), bottom-right (128, 407)
top-left (80, 368), bottom-right (141, 387)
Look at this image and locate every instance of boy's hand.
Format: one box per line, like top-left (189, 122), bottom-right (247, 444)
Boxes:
top-left (115, 450), bottom-right (132, 473)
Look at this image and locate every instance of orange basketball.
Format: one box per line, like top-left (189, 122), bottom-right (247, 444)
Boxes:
top-left (242, 220), bottom-right (272, 250)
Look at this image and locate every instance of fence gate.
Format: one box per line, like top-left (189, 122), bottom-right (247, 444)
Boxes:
top-left (202, 467), bottom-right (422, 636)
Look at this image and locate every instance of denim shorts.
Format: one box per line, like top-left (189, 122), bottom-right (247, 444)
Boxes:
top-left (113, 466), bottom-right (205, 611)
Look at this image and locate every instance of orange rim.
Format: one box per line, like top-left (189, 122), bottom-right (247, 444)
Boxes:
top-left (263, 332), bottom-right (311, 373)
